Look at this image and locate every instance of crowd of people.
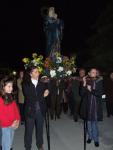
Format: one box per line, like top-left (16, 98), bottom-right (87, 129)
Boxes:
top-left (0, 67), bottom-right (113, 150)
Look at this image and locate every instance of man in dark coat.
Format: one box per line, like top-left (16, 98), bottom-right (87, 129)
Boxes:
top-left (80, 68), bottom-right (103, 147)
top-left (23, 66), bottom-right (49, 150)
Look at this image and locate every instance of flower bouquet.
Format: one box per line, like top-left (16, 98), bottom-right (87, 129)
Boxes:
top-left (44, 52), bottom-right (76, 78)
top-left (22, 52), bottom-right (76, 78)
top-left (22, 53), bottom-right (44, 73)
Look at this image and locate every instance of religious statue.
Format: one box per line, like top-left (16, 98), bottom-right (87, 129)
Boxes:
top-left (41, 7), bottom-right (64, 56)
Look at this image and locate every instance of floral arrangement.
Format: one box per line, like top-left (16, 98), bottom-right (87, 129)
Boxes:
top-left (22, 52), bottom-right (76, 78)
top-left (44, 52), bottom-right (76, 78)
top-left (22, 53), bottom-right (44, 73)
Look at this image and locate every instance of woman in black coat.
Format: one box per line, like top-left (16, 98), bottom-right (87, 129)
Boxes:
top-left (23, 66), bottom-right (49, 150)
top-left (80, 68), bottom-right (103, 147)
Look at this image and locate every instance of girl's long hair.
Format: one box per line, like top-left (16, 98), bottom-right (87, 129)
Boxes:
top-left (0, 76), bottom-right (14, 105)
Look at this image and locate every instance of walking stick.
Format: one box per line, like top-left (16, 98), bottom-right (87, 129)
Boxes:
top-left (54, 80), bottom-right (60, 121)
top-left (55, 97), bottom-right (57, 121)
top-left (45, 100), bottom-right (51, 150)
top-left (41, 77), bottom-right (51, 150)
top-left (84, 120), bottom-right (87, 150)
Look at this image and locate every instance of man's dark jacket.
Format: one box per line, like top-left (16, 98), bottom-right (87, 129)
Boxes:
top-left (23, 80), bottom-right (47, 118)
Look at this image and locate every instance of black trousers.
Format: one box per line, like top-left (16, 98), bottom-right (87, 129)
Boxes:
top-left (68, 95), bottom-right (75, 115)
top-left (24, 110), bottom-right (44, 150)
top-left (106, 101), bottom-right (113, 116)
top-left (19, 103), bottom-right (25, 122)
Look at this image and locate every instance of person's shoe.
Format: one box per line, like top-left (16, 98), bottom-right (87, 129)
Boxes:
top-left (94, 142), bottom-right (99, 147)
top-left (87, 139), bottom-right (92, 144)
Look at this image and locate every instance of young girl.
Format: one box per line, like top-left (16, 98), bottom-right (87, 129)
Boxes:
top-left (0, 76), bottom-right (20, 150)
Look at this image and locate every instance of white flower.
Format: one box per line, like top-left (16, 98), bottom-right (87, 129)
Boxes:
top-left (31, 60), bottom-right (38, 66)
top-left (60, 75), bottom-right (63, 77)
top-left (57, 66), bottom-right (64, 72)
top-left (56, 57), bottom-right (62, 63)
top-left (64, 73), bottom-right (67, 77)
top-left (31, 60), bottom-right (36, 63)
top-left (50, 70), bottom-right (56, 78)
top-left (66, 70), bottom-right (72, 76)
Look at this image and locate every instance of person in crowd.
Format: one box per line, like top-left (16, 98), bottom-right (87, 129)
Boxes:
top-left (65, 78), bottom-right (74, 116)
top-left (104, 72), bottom-right (113, 117)
top-left (17, 70), bottom-right (25, 124)
top-left (56, 79), bottom-right (64, 118)
top-left (96, 69), bottom-right (104, 81)
top-left (79, 68), bottom-right (86, 80)
top-left (22, 66), bottom-right (49, 150)
top-left (49, 78), bottom-right (64, 120)
top-left (62, 79), bottom-right (68, 114)
top-left (71, 68), bottom-right (86, 122)
top-left (49, 78), bottom-right (57, 120)
top-left (0, 76), bottom-right (20, 150)
top-left (80, 68), bottom-right (103, 147)
top-left (12, 76), bottom-right (18, 102)
top-left (71, 78), bottom-right (80, 122)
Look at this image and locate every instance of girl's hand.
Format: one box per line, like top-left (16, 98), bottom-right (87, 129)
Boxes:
top-left (44, 89), bottom-right (49, 97)
top-left (11, 120), bottom-right (20, 129)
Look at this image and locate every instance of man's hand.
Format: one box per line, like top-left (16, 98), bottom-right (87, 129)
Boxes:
top-left (87, 85), bottom-right (91, 92)
top-left (44, 89), bottom-right (49, 98)
top-left (83, 76), bottom-right (87, 87)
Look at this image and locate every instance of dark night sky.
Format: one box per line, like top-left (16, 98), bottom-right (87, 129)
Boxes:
top-left (0, 0), bottom-right (108, 69)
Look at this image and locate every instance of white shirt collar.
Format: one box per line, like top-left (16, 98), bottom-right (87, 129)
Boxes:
top-left (31, 78), bottom-right (38, 87)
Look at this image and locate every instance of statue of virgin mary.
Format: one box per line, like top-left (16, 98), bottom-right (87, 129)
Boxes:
top-left (41, 7), bottom-right (64, 57)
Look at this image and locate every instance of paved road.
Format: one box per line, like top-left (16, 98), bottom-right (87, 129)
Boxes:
top-left (13, 109), bottom-right (113, 150)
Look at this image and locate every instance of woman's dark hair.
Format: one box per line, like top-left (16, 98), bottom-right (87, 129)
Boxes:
top-left (27, 65), bottom-right (38, 74)
top-left (0, 76), bottom-right (14, 105)
top-left (23, 66), bottom-right (41, 85)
